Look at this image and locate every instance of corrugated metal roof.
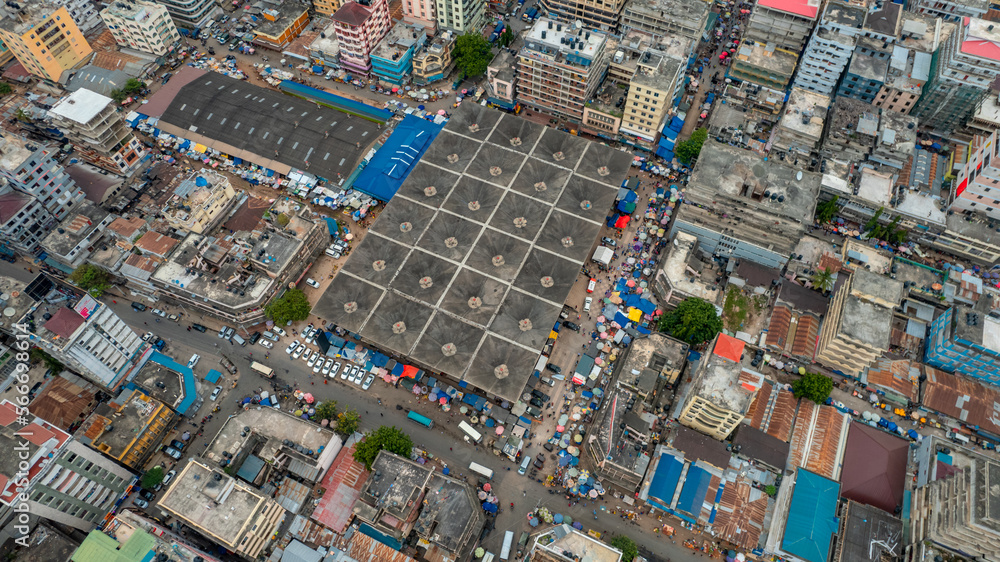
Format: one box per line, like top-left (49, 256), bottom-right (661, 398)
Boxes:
top-left (789, 401), bottom-right (849, 479)
top-left (647, 452), bottom-right (684, 507)
top-left (911, 51), bottom-right (931, 82)
top-left (768, 306), bottom-right (791, 348)
top-left (790, 314), bottom-right (819, 359)
top-left (922, 365), bottom-right (1000, 431)
top-left (839, 422), bottom-right (908, 513)
top-left (714, 478), bottom-right (768, 550)
top-left (676, 466), bottom-right (712, 516)
top-left (782, 468), bottom-right (840, 562)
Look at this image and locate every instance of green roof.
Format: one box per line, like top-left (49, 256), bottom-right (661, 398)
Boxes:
top-left (781, 468), bottom-right (840, 562)
top-left (72, 529), bottom-right (156, 562)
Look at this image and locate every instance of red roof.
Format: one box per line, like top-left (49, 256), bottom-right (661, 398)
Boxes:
top-left (311, 444), bottom-right (369, 532)
top-left (44, 307), bottom-right (86, 339)
top-left (713, 333), bottom-right (745, 363)
top-left (332, 2), bottom-right (372, 27)
top-left (961, 38), bottom-right (1000, 60)
top-left (758, 0), bottom-right (820, 18)
top-left (839, 422), bottom-right (908, 513)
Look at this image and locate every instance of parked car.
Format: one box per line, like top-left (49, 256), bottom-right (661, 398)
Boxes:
top-left (329, 362), bottom-right (341, 379)
top-left (362, 373), bottom-right (375, 390)
top-left (191, 323), bottom-right (207, 333)
top-left (306, 278), bottom-right (321, 289)
top-left (322, 359), bottom-right (334, 375)
top-left (187, 354), bottom-right (200, 368)
top-left (163, 446), bottom-right (181, 460)
top-left (170, 439), bottom-right (186, 450)
top-left (531, 389), bottom-right (549, 402)
top-left (601, 237), bottom-right (617, 247)
top-left (132, 302), bottom-right (147, 312)
top-left (562, 321), bottom-right (581, 332)
top-left (167, 314), bottom-right (179, 322)
top-left (285, 341), bottom-right (300, 355)
top-left (258, 339), bottom-right (274, 349)
top-left (529, 397), bottom-right (544, 408)
top-left (263, 331), bottom-right (279, 341)
top-left (272, 326), bottom-right (287, 337)
top-left (533, 453), bottom-right (545, 469)
top-left (248, 332), bottom-right (262, 345)
top-left (292, 345), bottom-right (306, 359)
top-left (586, 278), bottom-right (596, 293)
top-left (138, 489), bottom-right (156, 501)
top-left (151, 309), bottom-right (166, 317)
top-left (546, 363), bottom-right (562, 375)
top-left (313, 356), bottom-right (324, 373)
top-left (352, 367), bottom-right (365, 385)
top-left (142, 331), bottom-right (154, 341)
top-left (584, 296), bottom-right (593, 312)
top-left (341, 364), bottom-right (352, 380)
top-left (162, 470), bottom-right (176, 486)
top-left (134, 498), bottom-right (149, 509)
top-left (210, 385), bottom-right (222, 400)
top-left (218, 326), bottom-right (229, 338)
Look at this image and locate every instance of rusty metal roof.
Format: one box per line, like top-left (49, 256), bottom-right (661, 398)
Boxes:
top-left (713, 477), bottom-right (769, 550)
top-left (922, 366), bottom-right (1000, 432)
top-left (790, 314), bottom-right (820, 359)
top-left (745, 379), bottom-right (798, 442)
top-left (789, 401), bottom-right (850, 480)
top-left (767, 305), bottom-right (792, 349)
top-left (865, 357), bottom-right (918, 402)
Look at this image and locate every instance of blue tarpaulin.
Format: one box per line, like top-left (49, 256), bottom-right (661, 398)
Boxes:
top-left (656, 148), bottom-right (674, 160)
top-left (324, 217), bottom-right (340, 236)
top-left (148, 351), bottom-right (198, 416)
top-left (352, 115), bottom-right (443, 201)
top-left (391, 363), bottom-right (404, 376)
top-left (372, 352), bottom-right (389, 367)
top-left (518, 416), bottom-right (533, 425)
top-left (614, 311), bottom-right (630, 326)
top-left (204, 369), bottom-right (222, 383)
top-left (279, 81), bottom-right (393, 122)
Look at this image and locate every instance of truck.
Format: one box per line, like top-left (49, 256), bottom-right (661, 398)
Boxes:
top-left (522, 7), bottom-right (538, 21)
top-left (219, 355), bottom-right (237, 375)
top-left (489, 22), bottom-right (506, 43)
top-left (250, 361), bottom-right (274, 378)
top-left (592, 246), bottom-right (614, 266)
top-left (469, 461), bottom-right (494, 479)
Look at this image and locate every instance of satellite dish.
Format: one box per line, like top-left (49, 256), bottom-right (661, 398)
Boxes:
top-left (796, 171), bottom-right (803, 181)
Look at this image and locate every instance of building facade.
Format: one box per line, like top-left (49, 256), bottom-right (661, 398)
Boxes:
top-left (157, 0), bottom-right (220, 28)
top-left (911, 0), bottom-right (989, 22)
top-left (516, 19), bottom-right (609, 121)
top-left (728, 40), bottom-right (799, 90)
top-left (49, 89), bottom-right (146, 175)
top-left (620, 0), bottom-right (711, 42)
top-left (0, 192), bottom-right (56, 254)
top-left (791, 1), bottom-right (865, 95)
top-left (538, 0), bottom-right (626, 32)
top-left (412, 30), bottom-right (454, 84)
top-left (0, 134), bottom-right (85, 222)
top-left (161, 170), bottom-right (239, 234)
top-left (836, 44), bottom-right (890, 104)
top-left (60, 0), bottom-right (102, 32)
top-left (0, 3), bottom-right (93, 83)
top-left (101, 0), bottom-right (180, 56)
top-left (676, 334), bottom-right (762, 440)
top-left (924, 299), bottom-right (1000, 385)
top-left (952, 130), bottom-right (1000, 216)
top-left (402, 0), bottom-right (436, 31)
top-left (619, 51), bottom-right (682, 142)
top-left (371, 21), bottom-right (426, 84)
top-left (436, 0), bottom-right (484, 33)
top-left (745, 0), bottom-right (821, 51)
top-left (332, 0), bottom-right (392, 76)
top-left (251, 2), bottom-right (311, 50)
top-left (40, 200), bottom-right (115, 271)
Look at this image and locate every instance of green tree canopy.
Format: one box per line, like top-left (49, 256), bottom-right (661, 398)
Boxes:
top-left (0, 82), bottom-right (12, 96)
top-left (815, 195), bottom-right (840, 224)
top-left (674, 127), bottom-right (708, 165)
top-left (811, 267), bottom-right (834, 293)
top-left (141, 466), bottom-right (164, 489)
top-left (609, 535), bottom-right (638, 562)
top-left (315, 400), bottom-right (338, 420)
top-left (453, 33), bottom-right (493, 78)
top-left (69, 264), bottom-right (111, 297)
top-left (266, 288), bottom-right (312, 325)
top-left (335, 409), bottom-right (361, 436)
top-left (30, 348), bottom-right (63, 373)
top-left (791, 372), bottom-right (834, 404)
top-left (658, 297), bottom-right (722, 345)
top-left (498, 27), bottom-right (515, 48)
top-left (352, 425), bottom-right (414, 470)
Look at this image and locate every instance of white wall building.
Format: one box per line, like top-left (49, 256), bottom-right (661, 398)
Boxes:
top-left (792, 1), bottom-right (865, 95)
top-left (101, 0), bottom-right (181, 56)
top-left (59, 0), bottom-right (102, 32)
top-left (436, 0), bottom-right (484, 33)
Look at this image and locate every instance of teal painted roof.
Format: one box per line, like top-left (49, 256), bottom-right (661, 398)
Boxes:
top-left (782, 468), bottom-right (840, 562)
top-left (72, 529), bottom-right (156, 562)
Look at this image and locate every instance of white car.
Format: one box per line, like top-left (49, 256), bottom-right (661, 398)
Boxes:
top-left (187, 354), bottom-right (200, 368)
top-left (293, 346), bottom-right (306, 360)
top-left (312, 356), bottom-right (324, 372)
top-left (584, 296), bottom-right (593, 312)
top-left (285, 340), bottom-right (300, 355)
top-left (272, 327), bottom-right (287, 337)
top-left (362, 373), bottom-right (375, 390)
top-left (322, 359), bottom-right (334, 375)
top-left (341, 364), bottom-right (352, 380)
top-left (305, 350), bottom-right (317, 365)
top-left (142, 331), bottom-right (154, 341)
top-left (258, 339), bottom-right (274, 349)
top-left (330, 362), bottom-right (341, 379)
top-left (210, 385), bottom-right (222, 400)
top-left (352, 367), bottom-right (365, 385)
top-left (306, 278), bottom-right (321, 289)
top-left (151, 308), bottom-right (167, 317)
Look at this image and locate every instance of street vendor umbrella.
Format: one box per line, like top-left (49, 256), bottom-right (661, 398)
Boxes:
top-left (600, 332), bottom-right (608, 339)
top-left (392, 86), bottom-right (399, 92)
top-left (556, 425), bottom-right (565, 432)
top-left (438, 109), bottom-right (447, 115)
top-left (799, 366), bottom-right (806, 375)
top-left (529, 517), bottom-right (539, 527)
top-left (626, 279), bottom-right (636, 287)
top-left (496, 426), bottom-right (504, 435)
top-left (568, 446), bottom-right (580, 456)
top-left (418, 104), bottom-right (425, 110)
top-left (483, 483), bottom-right (492, 491)
top-left (294, 410), bottom-right (303, 416)
top-left (589, 489), bottom-right (598, 498)
top-left (301, 413), bottom-right (309, 419)
top-left (460, 406), bottom-right (468, 414)
top-left (554, 513), bottom-right (564, 524)
top-left (413, 384), bottom-right (421, 394)
top-left (478, 491), bottom-right (487, 500)
top-left (574, 434), bottom-right (583, 443)
top-left (321, 418), bottom-right (329, 427)
top-left (573, 522), bottom-right (583, 530)
top-left (439, 397), bottom-right (448, 405)
top-left (303, 393), bottom-right (315, 403)
top-left (476, 547), bottom-right (485, 558)
top-left (568, 467), bottom-right (579, 477)
top-left (597, 315), bottom-right (606, 323)
top-left (594, 357), bottom-right (603, 366)
top-left (182, 431), bottom-right (191, 440)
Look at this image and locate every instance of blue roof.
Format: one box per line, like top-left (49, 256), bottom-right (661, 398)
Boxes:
top-left (647, 453), bottom-right (684, 506)
top-left (236, 454), bottom-right (266, 483)
top-left (676, 466), bottom-right (712, 516)
top-left (278, 81), bottom-right (393, 122)
top-left (352, 115), bottom-right (443, 201)
top-left (204, 369), bottom-right (222, 383)
top-left (148, 351), bottom-right (197, 416)
top-left (324, 217), bottom-right (340, 236)
top-left (782, 469), bottom-right (841, 562)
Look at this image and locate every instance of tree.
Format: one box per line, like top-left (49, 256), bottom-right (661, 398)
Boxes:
top-left (791, 372), bottom-right (834, 404)
top-left (335, 409), bottom-right (361, 436)
top-left (811, 267), bottom-right (834, 293)
top-left (674, 127), bottom-right (708, 165)
top-left (0, 82), bottom-right (12, 96)
top-left (123, 78), bottom-right (145, 95)
top-left (453, 33), bottom-right (492, 78)
top-left (609, 535), bottom-right (638, 562)
top-left (658, 297), bottom-right (722, 346)
top-left (314, 400), bottom-right (338, 420)
top-left (863, 207), bottom-right (884, 235)
top-left (70, 264), bottom-right (111, 296)
top-left (141, 466), bottom-right (164, 489)
top-left (30, 348), bottom-right (63, 373)
top-left (266, 288), bottom-right (311, 325)
top-left (815, 195), bottom-right (840, 224)
top-left (498, 27), bottom-right (515, 48)
top-left (352, 425), bottom-right (414, 470)
top-left (764, 484), bottom-right (777, 497)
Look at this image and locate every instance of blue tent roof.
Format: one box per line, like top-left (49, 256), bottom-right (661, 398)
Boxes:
top-left (204, 369), bottom-right (222, 383)
top-left (148, 351), bottom-right (198, 415)
top-left (648, 453), bottom-right (684, 506)
top-left (656, 148), bottom-right (674, 160)
top-left (352, 115), bottom-right (443, 201)
top-left (324, 217), bottom-right (340, 236)
top-left (614, 311), bottom-right (630, 326)
top-left (677, 466), bottom-right (712, 516)
top-left (782, 469), bottom-right (841, 562)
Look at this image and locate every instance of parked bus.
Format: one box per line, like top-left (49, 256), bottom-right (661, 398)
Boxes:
top-left (250, 362), bottom-right (274, 378)
top-left (469, 461), bottom-right (494, 479)
top-left (500, 531), bottom-right (513, 560)
top-left (459, 420), bottom-right (483, 443)
top-left (407, 410), bottom-right (434, 429)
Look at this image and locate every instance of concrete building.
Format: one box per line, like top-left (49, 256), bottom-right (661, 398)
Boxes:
top-left (815, 268), bottom-right (903, 378)
top-left (251, 0), bottom-right (310, 50)
top-left (589, 386), bottom-right (654, 489)
top-left (24, 275), bottom-right (151, 391)
top-left (728, 40), bottom-right (799, 90)
top-left (0, 192), bottom-right (55, 254)
top-left (745, 0), bottom-right (821, 51)
top-left (528, 525), bottom-right (624, 561)
top-left (538, 0), bottom-right (626, 32)
top-left (0, 134), bottom-right (85, 222)
top-left (909, 436), bottom-right (1000, 561)
top-left (158, 459), bottom-right (285, 559)
top-left (0, 2), bottom-right (92, 83)
top-left (371, 21), bottom-right (427, 84)
top-left (924, 296), bottom-right (1000, 385)
top-left (402, 0), bottom-right (436, 31)
top-left (156, 0), bottom-right (220, 28)
top-left (308, 23), bottom-right (340, 67)
top-left (651, 231), bottom-right (723, 308)
top-left (614, 332), bottom-right (688, 399)
top-left (606, 30), bottom-right (689, 87)
top-left (620, 0), bottom-right (711, 43)
top-left (918, 212), bottom-right (1000, 265)
top-left (870, 109), bottom-right (917, 169)
top-left (516, 18), bottom-right (609, 121)
top-left (49, 89), bottom-right (146, 175)
top-left (101, 0), bottom-right (181, 56)
top-left (837, 44), bottom-right (889, 104)
top-left (791, 0), bottom-right (864, 96)
top-left (486, 49), bottom-right (517, 108)
top-left (412, 30), bottom-right (454, 85)
top-left (312, 0), bottom-right (341, 17)
top-left (436, 0), bottom-right (484, 33)
top-left (160, 170), bottom-right (238, 234)
top-left (332, 0), bottom-right (392, 75)
top-left (913, 17), bottom-right (1000, 132)
top-left (873, 47), bottom-right (931, 115)
top-left (676, 333), bottom-right (764, 440)
top-left (39, 200), bottom-right (114, 272)
top-left (912, 0), bottom-right (989, 22)
top-left (59, 0), bottom-right (101, 33)
top-left (582, 97), bottom-right (623, 139)
top-left (952, 129), bottom-right (1000, 216)
top-left (822, 95), bottom-right (879, 163)
top-left (619, 50), bottom-right (683, 142)
top-left (772, 87), bottom-right (829, 157)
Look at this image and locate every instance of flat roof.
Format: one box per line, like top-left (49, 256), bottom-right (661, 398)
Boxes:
top-left (963, 17), bottom-right (1000, 61)
top-left (847, 51), bottom-right (889, 81)
top-left (49, 89), bottom-right (111, 125)
top-left (314, 104), bottom-right (630, 401)
top-left (205, 407), bottom-right (339, 467)
top-left (254, 1), bottom-right (309, 38)
top-left (758, 0), bottom-right (820, 19)
top-left (840, 296), bottom-right (894, 349)
top-left (42, 201), bottom-right (111, 256)
top-left (0, 134), bottom-right (34, 171)
top-left (660, 231), bottom-right (722, 303)
top-left (822, 0), bottom-right (865, 29)
top-left (778, 88), bottom-right (830, 142)
top-left (850, 268), bottom-right (903, 308)
top-left (834, 500), bottom-right (904, 562)
top-left (532, 525), bottom-right (623, 562)
top-left (857, 168), bottom-right (893, 207)
top-left (524, 18), bottom-right (607, 62)
top-left (689, 351), bottom-right (762, 413)
top-left (735, 41), bottom-right (799, 75)
top-left (372, 21), bottom-right (422, 62)
top-left (148, 67), bottom-right (379, 180)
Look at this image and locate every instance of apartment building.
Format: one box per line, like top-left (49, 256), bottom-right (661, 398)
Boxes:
top-left (872, 47), bottom-right (930, 115)
top-left (619, 50), bottom-right (683, 142)
top-left (101, 0), bottom-right (180, 56)
top-left (772, 87), bottom-right (829, 157)
top-left (676, 333), bottom-right (764, 440)
top-left (0, 192), bottom-right (55, 253)
top-left (620, 0), bottom-right (711, 43)
top-left (156, 0), bottom-right (220, 28)
top-left (913, 17), bottom-right (1000, 132)
top-left (332, 0), bottom-right (392, 75)
top-left (371, 21), bottom-right (427, 84)
top-left (76, 387), bottom-right (175, 471)
top-left (869, 108), bottom-right (917, 169)
top-left (837, 40), bottom-right (890, 103)
top-left (911, 0), bottom-right (989, 22)
top-left (161, 170), bottom-right (238, 234)
top-left (413, 30), bottom-right (454, 84)
top-left (815, 268), bottom-right (903, 378)
top-left (745, 0), bottom-right (821, 51)
top-left (309, 23), bottom-right (341, 67)
top-left (924, 296), bottom-right (1000, 385)
top-left (312, 0), bottom-right (341, 17)
top-left (60, 0), bottom-right (101, 32)
top-left (728, 40), bottom-right (799, 90)
top-left (606, 30), bottom-right (688, 87)
top-left (436, 0), bottom-right (484, 33)
top-left (403, 0), bottom-right (436, 31)
top-left (538, 0), bottom-right (626, 32)
top-left (40, 200), bottom-right (115, 272)
top-left (953, 130), bottom-right (1000, 216)
top-left (487, 49), bottom-right (518, 109)
top-left (516, 19), bottom-right (609, 121)
top-left (251, 0), bottom-right (310, 50)
top-left (0, 134), bottom-right (84, 222)
top-left (0, 2), bottom-right (93, 83)
top-left (791, 0), bottom-right (865, 95)
top-left (49, 89), bottom-right (145, 175)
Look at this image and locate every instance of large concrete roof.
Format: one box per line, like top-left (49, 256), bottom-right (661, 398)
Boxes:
top-left (315, 104), bottom-right (630, 401)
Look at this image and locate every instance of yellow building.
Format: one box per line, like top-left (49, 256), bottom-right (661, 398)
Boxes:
top-left (163, 169), bottom-right (239, 234)
top-left (312, 0), bottom-right (341, 16)
top-left (252, 4), bottom-right (310, 50)
top-left (0, 3), bottom-right (93, 83)
top-left (79, 388), bottom-right (175, 470)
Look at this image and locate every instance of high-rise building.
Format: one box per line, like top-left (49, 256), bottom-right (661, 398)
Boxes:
top-left (791, 0), bottom-right (865, 95)
top-left (0, 192), bottom-right (55, 253)
top-left (924, 295), bottom-right (1000, 384)
top-left (402, 0), bottom-right (436, 31)
top-left (331, 0), bottom-right (392, 75)
top-left (0, 2), bottom-right (93, 83)
top-left (539, 0), bottom-right (626, 32)
top-left (516, 19), bottom-right (610, 121)
top-left (619, 50), bottom-right (683, 142)
top-left (436, 0), bottom-right (484, 33)
top-left (952, 129), bottom-right (1000, 216)
top-left (913, 17), bottom-right (1000, 131)
top-left (49, 89), bottom-right (146, 175)
top-left (59, 0), bottom-right (102, 32)
top-left (0, 133), bottom-right (85, 221)
top-left (745, 0), bottom-right (821, 52)
top-left (156, 0), bottom-right (220, 29)
top-left (101, 0), bottom-right (181, 56)
top-left (371, 21), bottom-right (427, 84)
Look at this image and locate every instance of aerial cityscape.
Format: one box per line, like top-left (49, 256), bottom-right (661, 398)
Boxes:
top-left (0, 0), bottom-right (998, 560)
